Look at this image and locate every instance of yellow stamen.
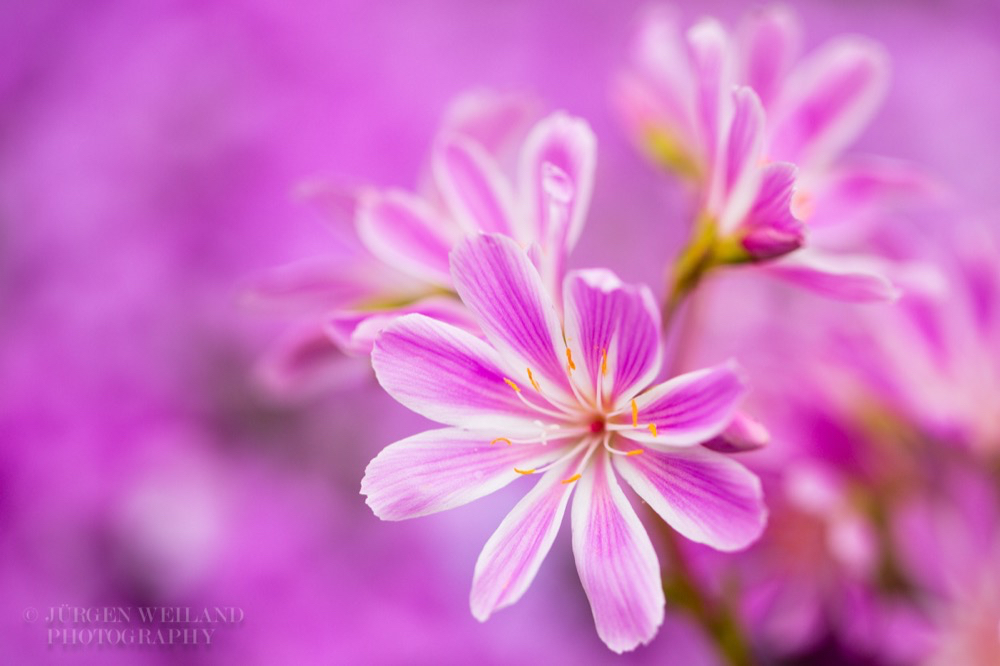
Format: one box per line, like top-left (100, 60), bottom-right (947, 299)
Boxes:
top-left (490, 437), bottom-right (512, 447)
top-left (648, 423), bottom-right (658, 438)
top-left (526, 367), bottom-right (541, 392)
top-left (565, 348), bottom-right (576, 373)
top-left (631, 400), bottom-right (638, 427)
top-left (503, 378), bottom-right (521, 392)
top-left (560, 474), bottom-right (582, 485)
top-left (601, 349), bottom-right (608, 376)
top-left (514, 467), bottom-right (535, 475)
top-left (626, 449), bottom-right (644, 456)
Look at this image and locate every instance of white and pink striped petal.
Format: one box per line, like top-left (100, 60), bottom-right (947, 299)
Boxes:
top-left (572, 452), bottom-right (665, 653)
top-left (769, 36), bottom-right (890, 168)
top-left (686, 18), bottom-right (732, 171)
top-left (715, 86), bottom-right (767, 233)
top-left (612, 362), bottom-right (748, 446)
top-left (517, 112), bottom-right (597, 252)
top-left (764, 249), bottom-right (900, 302)
top-left (439, 89), bottom-right (538, 157)
top-left (613, 445), bottom-right (767, 551)
top-left (736, 5), bottom-right (803, 108)
top-left (362, 428), bottom-right (570, 521)
top-left (356, 188), bottom-right (458, 286)
top-left (371, 313), bottom-right (546, 435)
top-left (432, 133), bottom-right (519, 236)
top-left (470, 449), bottom-right (588, 620)
top-left (562, 269), bottom-right (662, 407)
top-left (254, 320), bottom-right (361, 397)
top-left (451, 233), bottom-right (575, 404)
top-left (740, 161), bottom-right (804, 260)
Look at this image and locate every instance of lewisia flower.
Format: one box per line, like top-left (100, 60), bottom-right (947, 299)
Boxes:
top-left (748, 220), bottom-right (999, 461)
top-left (899, 469), bottom-right (1000, 666)
top-left (248, 90), bottom-right (596, 393)
top-left (617, 5), bottom-right (928, 302)
top-left (837, 225), bottom-right (1000, 453)
top-left (699, 223), bottom-right (997, 662)
top-left (737, 465), bottom-right (900, 659)
top-left (700, 85), bottom-right (804, 263)
top-left (361, 233), bottom-right (767, 653)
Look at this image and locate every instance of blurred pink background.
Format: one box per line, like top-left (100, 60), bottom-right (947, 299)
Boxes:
top-left (2, 1), bottom-right (999, 663)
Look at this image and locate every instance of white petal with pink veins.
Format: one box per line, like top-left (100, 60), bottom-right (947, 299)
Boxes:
top-left (614, 445), bottom-right (767, 551)
top-left (362, 428), bottom-right (570, 521)
top-left (572, 453), bottom-right (664, 653)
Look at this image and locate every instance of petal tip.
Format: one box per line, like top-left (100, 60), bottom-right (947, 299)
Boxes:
top-left (469, 592), bottom-right (495, 624)
top-left (540, 110), bottom-right (597, 141)
top-left (714, 478), bottom-right (769, 553)
top-left (597, 609), bottom-right (665, 654)
top-left (721, 358), bottom-right (750, 390)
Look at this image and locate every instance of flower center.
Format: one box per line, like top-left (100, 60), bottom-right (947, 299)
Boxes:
top-left (588, 418), bottom-right (605, 434)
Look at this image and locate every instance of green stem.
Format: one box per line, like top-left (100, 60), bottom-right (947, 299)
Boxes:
top-left (660, 526), bottom-right (756, 666)
top-left (662, 213), bottom-right (754, 333)
top-left (659, 214), bottom-right (759, 664)
top-left (662, 214), bottom-right (716, 332)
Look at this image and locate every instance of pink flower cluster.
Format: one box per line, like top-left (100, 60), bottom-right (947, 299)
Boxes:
top-left (249, 5), bottom-right (997, 662)
top-left (5, 1), bottom-right (998, 664)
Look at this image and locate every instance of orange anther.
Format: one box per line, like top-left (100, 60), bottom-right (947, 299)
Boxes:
top-left (526, 368), bottom-right (541, 392)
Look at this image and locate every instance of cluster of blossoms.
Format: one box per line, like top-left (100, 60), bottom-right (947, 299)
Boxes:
top-left (254, 5), bottom-right (997, 663)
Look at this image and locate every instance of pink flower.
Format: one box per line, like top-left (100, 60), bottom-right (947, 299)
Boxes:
top-left (706, 85), bottom-right (805, 261)
top-left (617, 5), bottom-right (932, 302)
top-left (248, 90), bottom-right (596, 393)
top-left (361, 233), bottom-right (766, 653)
top-left (898, 471), bottom-right (1000, 666)
top-left (762, 220), bottom-right (999, 459)
top-left (847, 226), bottom-right (1000, 453)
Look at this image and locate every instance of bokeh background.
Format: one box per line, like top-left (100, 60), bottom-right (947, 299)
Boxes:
top-left (2, 0), bottom-right (999, 663)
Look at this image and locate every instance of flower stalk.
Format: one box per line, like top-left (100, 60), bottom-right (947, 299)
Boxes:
top-left (663, 214), bottom-right (752, 331)
top-left (658, 215), bottom-right (761, 665)
top-left (661, 527), bottom-right (756, 666)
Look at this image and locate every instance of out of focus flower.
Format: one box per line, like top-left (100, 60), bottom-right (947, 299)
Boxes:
top-left (248, 91), bottom-right (596, 395)
top-left (616, 5), bottom-right (935, 302)
top-left (899, 469), bottom-right (1000, 666)
top-left (691, 217), bottom-right (1000, 662)
top-left (361, 233), bottom-right (766, 653)
top-left (737, 463), bottom-right (931, 662)
top-left (836, 225), bottom-right (1000, 455)
top-left (759, 219), bottom-right (1000, 464)
top-left (664, 84), bottom-right (804, 309)
top-left (927, 567), bottom-right (1000, 666)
